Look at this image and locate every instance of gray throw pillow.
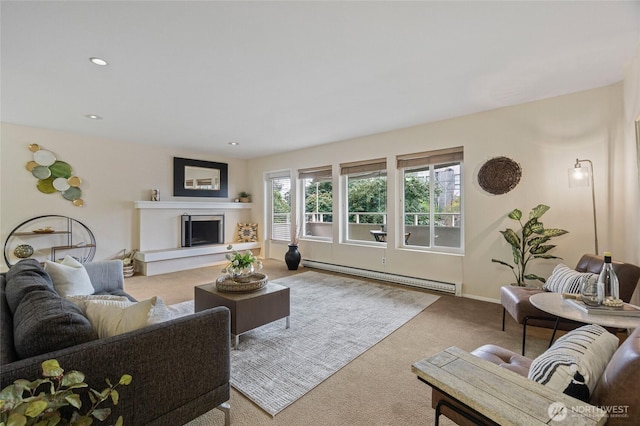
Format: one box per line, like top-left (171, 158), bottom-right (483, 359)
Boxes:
top-left (6, 259), bottom-right (97, 360)
top-left (5, 259), bottom-right (57, 313)
top-left (0, 276), bottom-right (18, 364)
top-left (12, 290), bottom-right (97, 359)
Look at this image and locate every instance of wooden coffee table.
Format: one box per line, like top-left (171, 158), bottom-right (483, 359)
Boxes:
top-left (195, 280), bottom-right (290, 349)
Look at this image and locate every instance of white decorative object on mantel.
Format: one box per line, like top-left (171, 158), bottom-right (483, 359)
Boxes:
top-left (134, 201), bottom-right (252, 209)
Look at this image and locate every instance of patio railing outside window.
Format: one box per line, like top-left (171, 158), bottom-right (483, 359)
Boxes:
top-left (269, 147), bottom-right (463, 252)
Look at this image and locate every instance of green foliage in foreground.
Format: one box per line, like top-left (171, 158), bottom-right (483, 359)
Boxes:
top-left (0, 359), bottom-right (132, 426)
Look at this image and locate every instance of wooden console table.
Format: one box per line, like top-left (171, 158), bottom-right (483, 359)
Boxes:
top-left (412, 347), bottom-right (606, 425)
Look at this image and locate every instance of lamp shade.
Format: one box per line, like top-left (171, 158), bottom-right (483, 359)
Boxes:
top-left (568, 165), bottom-right (590, 188)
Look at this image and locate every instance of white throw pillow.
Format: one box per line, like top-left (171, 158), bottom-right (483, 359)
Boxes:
top-left (528, 324), bottom-right (618, 401)
top-left (543, 263), bottom-right (596, 294)
top-left (44, 255), bottom-right (95, 297)
top-left (148, 297), bottom-right (173, 324)
top-left (72, 294), bottom-right (173, 326)
top-left (84, 296), bottom-right (157, 338)
top-left (66, 294), bottom-right (131, 313)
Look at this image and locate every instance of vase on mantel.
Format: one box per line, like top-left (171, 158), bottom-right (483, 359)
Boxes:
top-left (284, 245), bottom-right (301, 270)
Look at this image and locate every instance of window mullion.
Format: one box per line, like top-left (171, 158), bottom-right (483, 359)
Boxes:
top-left (429, 167), bottom-right (435, 247)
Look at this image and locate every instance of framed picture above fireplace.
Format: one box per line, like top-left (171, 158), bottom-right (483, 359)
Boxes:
top-left (173, 157), bottom-right (228, 198)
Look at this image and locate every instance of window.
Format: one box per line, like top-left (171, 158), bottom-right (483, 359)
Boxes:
top-left (341, 158), bottom-right (387, 243)
top-left (299, 166), bottom-right (333, 240)
top-left (397, 147), bottom-right (463, 250)
top-left (267, 171), bottom-right (291, 241)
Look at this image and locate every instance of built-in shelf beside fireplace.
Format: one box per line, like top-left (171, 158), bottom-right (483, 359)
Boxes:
top-left (134, 241), bottom-right (260, 276)
top-left (134, 201), bottom-right (259, 276)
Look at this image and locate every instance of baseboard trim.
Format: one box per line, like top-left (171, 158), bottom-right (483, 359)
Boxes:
top-left (302, 259), bottom-right (460, 296)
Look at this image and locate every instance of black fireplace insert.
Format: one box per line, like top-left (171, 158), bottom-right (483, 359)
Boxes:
top-left (181, 214), bottom-right (224, 247)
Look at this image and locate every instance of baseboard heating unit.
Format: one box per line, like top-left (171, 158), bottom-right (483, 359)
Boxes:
top-left (302, 260), bottom-right (460, 296)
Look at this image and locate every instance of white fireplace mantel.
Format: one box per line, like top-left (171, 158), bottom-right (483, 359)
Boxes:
top-left (134, 201), bottom-right (253, 210)
top-left (134, 200), bottom-right (258, 275)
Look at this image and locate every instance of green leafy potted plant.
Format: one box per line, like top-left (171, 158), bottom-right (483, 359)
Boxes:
top-left (491, 204), bottom-right (568, 286)
top-left (0, 359), bottom-right (132, 425)
top-left (238, 192), bottom-right (251, 203)
top-left (222, 245), bottom-right (262, 282)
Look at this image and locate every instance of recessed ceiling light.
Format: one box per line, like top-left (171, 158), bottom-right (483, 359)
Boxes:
top-left (85, 114), bottom-right (102, 120)
top-left (89, 57), bottom-right (108, 66)
top-left (228, 142), bottom-right (239, 146)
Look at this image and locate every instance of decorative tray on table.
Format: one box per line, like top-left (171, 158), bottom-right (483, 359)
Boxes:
top-left (216, 273), bottom-right (268, 293)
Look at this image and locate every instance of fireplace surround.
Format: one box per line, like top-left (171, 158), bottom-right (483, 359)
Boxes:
top-left (181, 214), bottom-right (224, 247)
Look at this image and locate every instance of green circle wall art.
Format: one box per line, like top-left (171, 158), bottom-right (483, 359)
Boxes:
top-left (25, 144), bottom-right (84, 206)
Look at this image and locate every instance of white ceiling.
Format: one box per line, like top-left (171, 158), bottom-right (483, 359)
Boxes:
top-left (2, 1), bottom-right (639, 159)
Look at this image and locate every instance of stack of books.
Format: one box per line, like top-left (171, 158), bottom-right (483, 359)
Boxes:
top-left (566, 299), bottom-right (640, 317)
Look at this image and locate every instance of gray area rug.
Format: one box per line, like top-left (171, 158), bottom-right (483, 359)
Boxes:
top-left (226, 271), bottom-right (439, 416)
top-left (172, 271), bottom-right (439, 419)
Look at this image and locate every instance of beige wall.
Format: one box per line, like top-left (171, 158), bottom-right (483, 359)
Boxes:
top-left (247, 84), bottom-right (633, 302)
top-left (622, 47), bottom-right (640, 266)
top-left (0, 124), bottom-right (249, 271)
top-left (2, 83), bottom-right (636, 302)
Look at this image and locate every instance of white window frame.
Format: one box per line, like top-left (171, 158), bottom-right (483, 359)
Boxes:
top-left (340, 158), bottom-right (388, 244)
top-left (266, 170), bottom-right (292, 242)
top-left (299, 166), bottom-right (333, 242)
top-left (397, 147), bottom-right (464, 253)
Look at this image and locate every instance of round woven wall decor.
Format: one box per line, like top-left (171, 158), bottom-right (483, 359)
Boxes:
top-left (478, 156), bottom-right (522, 195)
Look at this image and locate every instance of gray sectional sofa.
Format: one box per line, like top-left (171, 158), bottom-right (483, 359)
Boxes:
top-left (1, 259), bottom-right (231, 425)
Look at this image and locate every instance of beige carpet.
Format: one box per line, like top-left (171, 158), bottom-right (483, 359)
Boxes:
top-left (126, 260), bottom-right (553, 426)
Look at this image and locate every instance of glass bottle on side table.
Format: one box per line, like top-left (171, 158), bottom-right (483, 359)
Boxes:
top-left (598, 252), bottom-right (620, 306)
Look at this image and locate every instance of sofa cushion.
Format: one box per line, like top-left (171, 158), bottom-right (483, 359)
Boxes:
top-left (0, 275), bottom-right (18, 364)
top-left (44, 255), bottom-right (95, 297)
top-left (84, 296), bottom-right (157, 338)
top-left (471, 344), bottom-right (532, 377)
top-left (528, 324), bottom-right (618, 401)
top-left (84, 260), bottom-right (127, 296)
top-left (542, 263), bottom-right (596, 294)
top-left (6, 259), bottom-right (97, 360)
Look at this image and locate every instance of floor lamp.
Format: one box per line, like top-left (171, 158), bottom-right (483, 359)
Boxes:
top-left (568, 158), bottom-right (598, 255)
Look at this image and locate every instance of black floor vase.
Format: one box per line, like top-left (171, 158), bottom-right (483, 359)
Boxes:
top-left (284, 245), bottom-right (301, 270)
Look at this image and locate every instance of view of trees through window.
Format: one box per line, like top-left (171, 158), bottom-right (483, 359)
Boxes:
top-left (302, 177), bottom-right (333, 239)
top-left (347, 173), bottom-right (387, 225)
top-left (344, 172), bottom-right (387, 242)
top-left (270, 176), bottom-right (291, 241)
top-left (403, 169), bottom-right (433, 225)
top-left (270, 149), bottom-right (462, 250)
top-left (403, 162), bottom-right (461, 248)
